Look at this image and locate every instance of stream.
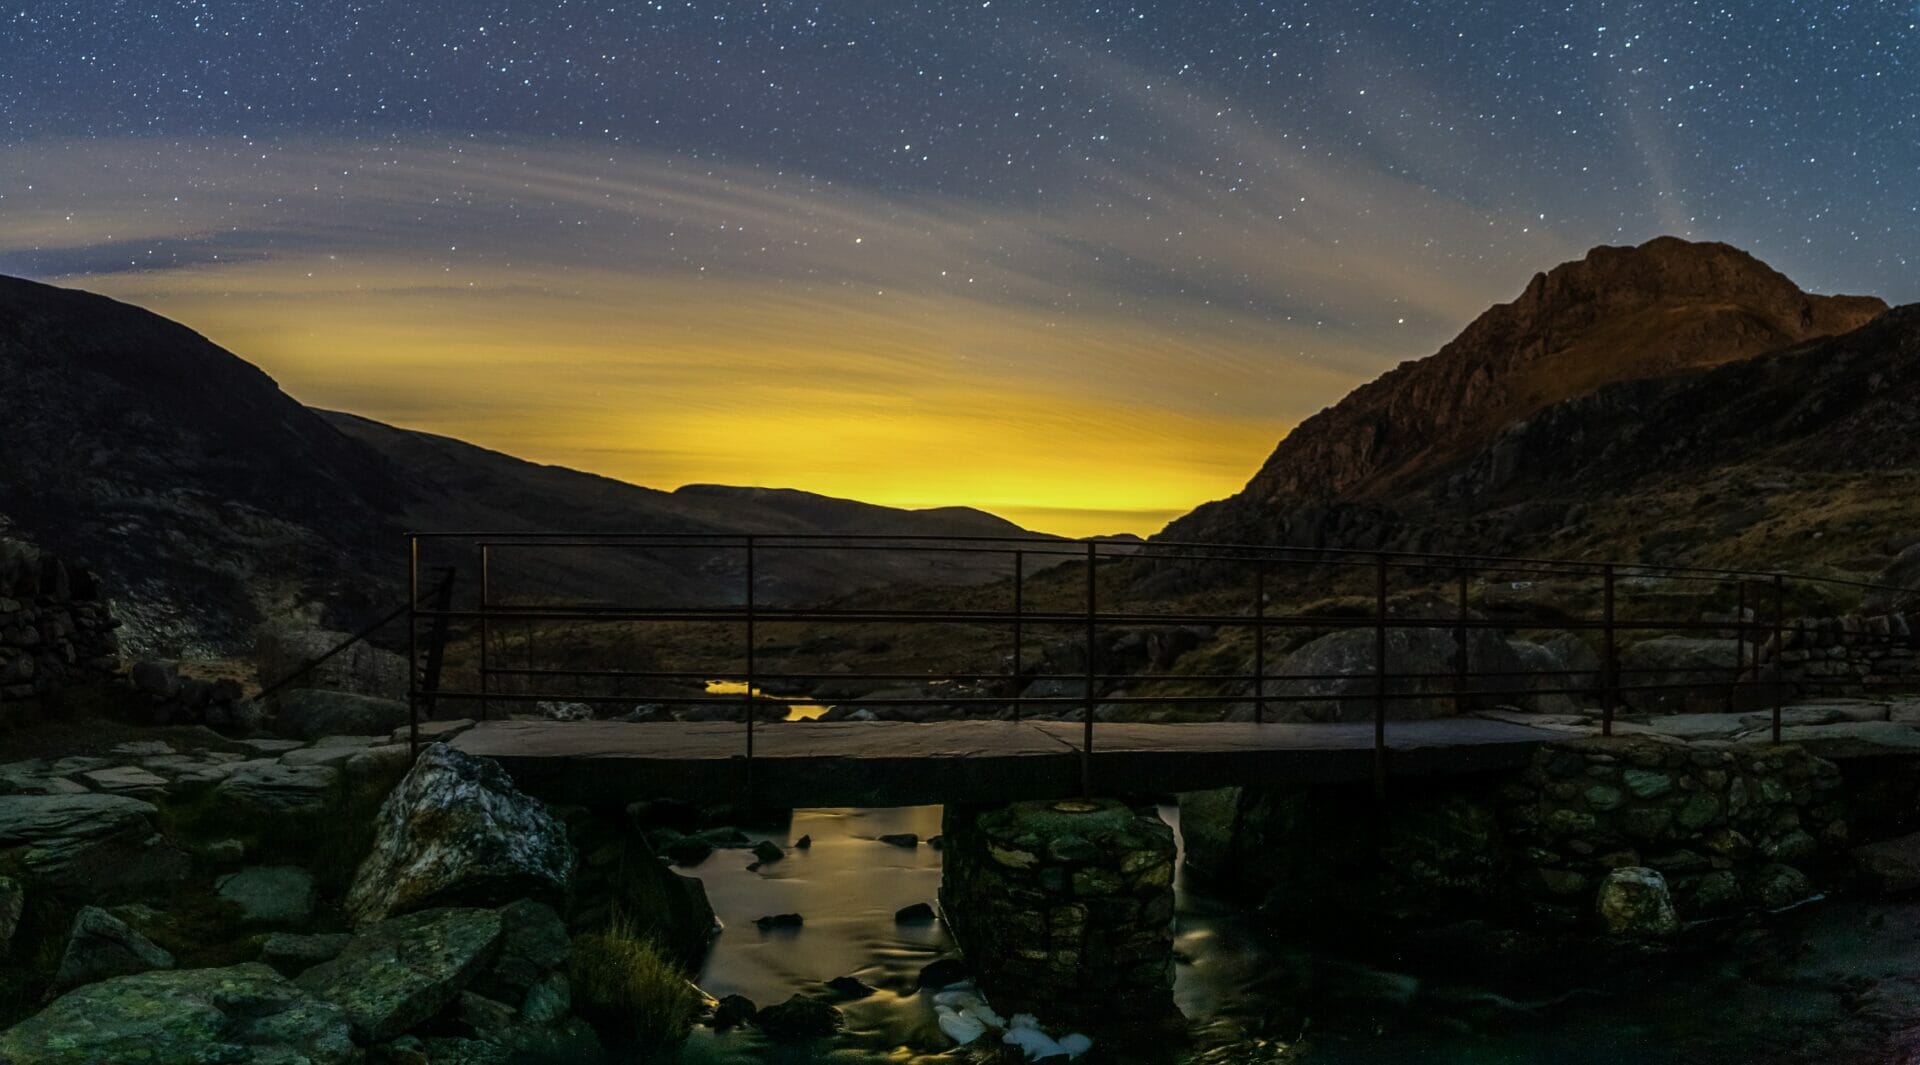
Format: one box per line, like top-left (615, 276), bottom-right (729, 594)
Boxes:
top-left (666, 803), bottom-right (1920, 1065)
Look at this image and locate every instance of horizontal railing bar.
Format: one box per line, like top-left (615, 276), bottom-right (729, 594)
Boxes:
top-left (425, 605), bottom-right (1898, 638)
top-left (408, 530), bottom-right (1920, 595)
top-left (475, 663), bottom-right (1804, 685)
top-left (431, 677), bottom-right (1836, 707)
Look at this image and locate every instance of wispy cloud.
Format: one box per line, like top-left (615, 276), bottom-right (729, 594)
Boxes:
top-left (1, 127), bottom-right (1575, 535)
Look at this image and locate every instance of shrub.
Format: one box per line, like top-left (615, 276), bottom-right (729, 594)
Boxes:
top-left (569, 913), bottom-right (704, 1049)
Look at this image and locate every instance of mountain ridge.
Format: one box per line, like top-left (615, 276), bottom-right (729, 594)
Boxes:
top-left (1164, 236), bottom-right (1888, 547)
top-left (0, 275), bottom-right (1053, 654)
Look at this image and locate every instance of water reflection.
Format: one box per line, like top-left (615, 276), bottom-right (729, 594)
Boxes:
top-left (666, 802), bottom-right (1920, 1064)
top-left (704, 679), bottom-right (833, 721)
top-left (683, 806), bottom-right (953, 1063)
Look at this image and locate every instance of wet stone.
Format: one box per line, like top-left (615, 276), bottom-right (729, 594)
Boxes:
top-left (894, 902), bottom-right (938, 924)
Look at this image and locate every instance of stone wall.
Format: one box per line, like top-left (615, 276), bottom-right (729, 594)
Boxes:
top-left (940, 798), bottom-right (1177, 1029)
top-left (0, 540), bottom-right (120, 710)
top-left (1184, 735), bottom-right (1855, 936)
top-left (1502, 738), bottom-right (1844, 922)
top-left (1751, 610), bottom-right (1920, 698)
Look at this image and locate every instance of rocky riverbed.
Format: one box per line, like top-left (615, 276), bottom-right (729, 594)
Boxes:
top-left (11, 687), bottom-right (1920, 1063)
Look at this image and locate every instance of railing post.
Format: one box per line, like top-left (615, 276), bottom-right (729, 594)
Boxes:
top-left (1453, 569), bottom-right (1469, 715)
top-left (1083, 540), bottom-right (1096, 797)
top-left (1373, 553), bottom-right (1388, 805)
top-left (1602, 564), bottom-right (1617, 738)
top-left (1012, 549), bottom-right (1024, 722)
top-left (1253, 563), bottom-right (1266, 724)
top-left (1729, 579), bottom-right (1746, 714)
top-left (406, 534), bottom-right (420, 757)
top-left (745, 536), bottom-right (757, 793)
top-left (1773, 574), bottom-right (1786, 744)
top-left (479, 544), bottom-right (491, 722)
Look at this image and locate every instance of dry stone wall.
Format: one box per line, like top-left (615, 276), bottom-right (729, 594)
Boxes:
top-left (940, 798), bottom-right (1178, 1028)
top-left (1503, 737), bottom-right (1844, 922)
top-left (1184, 735), bottom-right (1855, 935)
top-left (1752, 610), bottom-right (1920, 698)
top-left (0, 540), bottom-right (119, 712)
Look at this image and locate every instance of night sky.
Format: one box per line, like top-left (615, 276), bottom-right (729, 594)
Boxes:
top-left (3, 2), bottom-right (1914, 534)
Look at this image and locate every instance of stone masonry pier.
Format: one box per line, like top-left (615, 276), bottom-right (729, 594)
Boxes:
top-left (940, 798), bottom-right (1179, 1028)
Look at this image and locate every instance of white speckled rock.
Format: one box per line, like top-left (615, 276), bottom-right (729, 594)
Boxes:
top-left (345, 744), bottom-right (574, 925)
top-left (1595, 866), bottom-right (1681, 938)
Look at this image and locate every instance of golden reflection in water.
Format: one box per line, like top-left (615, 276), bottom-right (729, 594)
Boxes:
top-left (704, 679), bottom-right (832, 721)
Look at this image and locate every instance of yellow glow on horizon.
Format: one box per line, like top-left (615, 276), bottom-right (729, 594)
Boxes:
top-left (72, 260), bottom-right (1346, 537)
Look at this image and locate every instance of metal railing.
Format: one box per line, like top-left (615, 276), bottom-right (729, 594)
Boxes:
top-left (402, 532), bottom-right (1920, 794)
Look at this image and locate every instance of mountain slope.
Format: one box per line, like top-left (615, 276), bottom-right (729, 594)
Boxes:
top-left (1430, 303), bottom-right (1920, 575)
top-left (0, 276), bottom-right (406, 651)
top-left (322, 412), bottom-right (1053, 602)
top-left (0, 275), bottom-right (1049, 654)
top-left (1166, 237), bottom-right (1887, 546)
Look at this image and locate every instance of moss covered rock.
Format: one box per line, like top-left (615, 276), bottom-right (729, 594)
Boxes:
top-left (294, 906), bottom-right (504, 1042)
top-left (0, 962), bottom-right (355, 1064)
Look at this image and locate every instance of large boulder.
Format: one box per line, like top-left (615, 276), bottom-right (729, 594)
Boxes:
top-left (294, 906), bottom-right (504, 1042)
top-left (1853, 832), bottom-right (1920, 895)
top-left (1542, 632), bottom-right (1603, 693)
top-left (254, 622), bottom-right (409, 700)
top-left (1865, 544), bottom-right (1920, 613)
top-left (49, 906), bottom-right (174, 992)
top-left (0, 792), bottom-right (188, 897)
top-left (1595, 866), bottom-right (1680, 938)
top-left (346, 744), bottom-right (574, 924)
top-left (1619, 636), bottom-right (1742, 713)
top-left (1254, 625), bottom-right (1519, 722)
top-left (275, 688), bottom-right (412, 740)
top-left (1500, 639), bottom-right (1583, 714)
top-left (0, 963), bottom-right (356, 1064)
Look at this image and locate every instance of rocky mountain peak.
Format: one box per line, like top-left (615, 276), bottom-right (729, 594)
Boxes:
top-left (1164, 237), bottom-right (1887, 544)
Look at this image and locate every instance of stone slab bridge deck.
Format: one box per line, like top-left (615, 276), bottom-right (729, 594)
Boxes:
top-left (448, 717), bottom-right (1566, 808)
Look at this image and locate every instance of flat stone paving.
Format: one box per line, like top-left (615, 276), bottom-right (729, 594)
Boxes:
top-left (448, 718), bottom-right (1565, 807)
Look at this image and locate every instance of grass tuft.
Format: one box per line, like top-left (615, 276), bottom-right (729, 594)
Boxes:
top-left (569, 911), bottom-right (705, 1050)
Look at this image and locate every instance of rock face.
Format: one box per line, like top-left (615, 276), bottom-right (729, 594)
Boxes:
top-left (1620, 637), bottom-right (1743, 713)
top-left (49, 905), bottom-right (174, 991)
top-left (275, 688), bottom-right (412, 740)
top-left (1167, 237), bottom-right (1887, 545)
top-left (254, 622), bottom-right (408, 700)
top-left (1595, 866), bottom-right (1681, 937)
top-left (346, 744), bottom-right (575, 924)
top-left (0, 963), bottom-right (356, 1064)
top-left (294, 906), bottom-right (505, 1042)
top-left (1253, 625), bottom-right (1531, 721)
top-left (1852, 832), bottom-right (1920, 895)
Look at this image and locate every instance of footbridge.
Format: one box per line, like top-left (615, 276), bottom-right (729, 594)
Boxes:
top-left (394, 532), bottom-right (1920, 807)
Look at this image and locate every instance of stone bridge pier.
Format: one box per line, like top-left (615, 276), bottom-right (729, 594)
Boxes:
top-left (939, 798), bottom-right (1179, 1029)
